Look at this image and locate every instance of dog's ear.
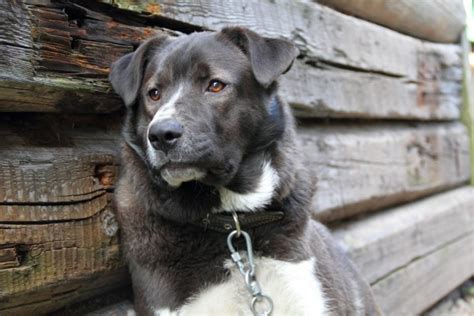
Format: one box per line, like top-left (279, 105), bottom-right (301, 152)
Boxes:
top-left (109, 35), bottom-right (169, 107)
top-left (218, 27), bottom-right (299, 87)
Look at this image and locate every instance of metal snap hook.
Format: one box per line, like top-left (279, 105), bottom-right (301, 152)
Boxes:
top-left (227, 230), bottom-right (256, 276)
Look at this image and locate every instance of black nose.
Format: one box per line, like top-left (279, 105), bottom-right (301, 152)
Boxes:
top-left (148, 119), bottom-right (184, 150)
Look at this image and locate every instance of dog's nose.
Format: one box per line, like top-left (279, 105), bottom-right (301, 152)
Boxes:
top-left (148, 119), bottom-right (183, 150)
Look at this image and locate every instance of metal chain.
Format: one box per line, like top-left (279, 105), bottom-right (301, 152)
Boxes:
top-left (226, 212), bottom-right (274, 316)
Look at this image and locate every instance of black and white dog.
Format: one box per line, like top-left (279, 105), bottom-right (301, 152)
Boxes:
top-left (109, 27), bottom-right (380, 316)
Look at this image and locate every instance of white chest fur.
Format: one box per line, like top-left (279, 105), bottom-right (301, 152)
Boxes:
top-left (217, 161), bottom-right (280, 213)
top-left (155, 257), bottom-right (327, 316)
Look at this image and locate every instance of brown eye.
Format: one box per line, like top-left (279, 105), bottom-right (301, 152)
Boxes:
top-left (148, 88), bottom-right (160, 101)
top-left (207, 80), bottom-right (226, 93)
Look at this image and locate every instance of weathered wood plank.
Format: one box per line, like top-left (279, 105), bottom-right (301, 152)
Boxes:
top-left (0, 114), bottom-right (121, 203)
top-left (300, 122), bottom-right (471, 222)
top-left (0, 77), bottom-right (118, 113)
top-left (0, 114), bottom-right (126, 314)
top-left (0, 270), bottom-right (128, 316)
top-left (283, 53), bottom-right (462, 119)
top-left (0, 1), bottom-right (463, 120)
top-left (0, 114), bottom-right (120, 219)
top-left (0, 247), bottom-right (20, 269)
top-left (371, 233), bottom-right (474, 315)
top-left (0, 206), bottom-right (127, 314)
top-left (104, 0), bottom-right (458, 79)
top-left (316, 0), bottom-right (465, 43)
top-left (96, 0), bottom-right (463, 119)
top-left (334, 186), bottom-right (474, 284)
top-left (0, 0), bottom-right (173, 113)
top-left (2, 115), bottom-right (468, 223)
top-left (3, 116), bottom-right (469, 223)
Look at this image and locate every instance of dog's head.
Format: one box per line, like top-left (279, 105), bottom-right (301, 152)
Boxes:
top-left (109, 27), bottom-right (298, 191)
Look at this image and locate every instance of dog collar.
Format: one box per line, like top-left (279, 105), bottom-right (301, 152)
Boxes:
top-left (193, 211), bottom-right (285, 233)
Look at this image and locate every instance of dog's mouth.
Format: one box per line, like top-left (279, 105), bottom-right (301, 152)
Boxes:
top-left (160, 163), bottom-right (207, 187)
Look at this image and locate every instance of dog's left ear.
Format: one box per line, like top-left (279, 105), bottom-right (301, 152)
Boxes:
top-left (218, 27), bottom-right (299, 87)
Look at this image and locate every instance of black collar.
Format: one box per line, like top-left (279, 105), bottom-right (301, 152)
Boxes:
top-left (192, 211), bottom-right (285, 234)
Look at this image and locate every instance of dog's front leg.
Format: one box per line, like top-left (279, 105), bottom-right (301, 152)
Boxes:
top-left (131, 279), bottom-right (154, 316)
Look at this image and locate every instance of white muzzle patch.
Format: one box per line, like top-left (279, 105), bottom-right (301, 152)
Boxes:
top-left (146, 86), bottom-right (183, 167)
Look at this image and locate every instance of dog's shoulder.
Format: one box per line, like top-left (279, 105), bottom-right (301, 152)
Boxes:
top-left (307, 220), bottom-right (382, 315)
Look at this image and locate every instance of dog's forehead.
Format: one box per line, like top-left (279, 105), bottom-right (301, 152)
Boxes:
top-left (146, 32), bottom-right (248, 82)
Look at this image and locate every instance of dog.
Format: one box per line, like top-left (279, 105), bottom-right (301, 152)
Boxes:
top-left (109, 27), bottom-right (381, 316)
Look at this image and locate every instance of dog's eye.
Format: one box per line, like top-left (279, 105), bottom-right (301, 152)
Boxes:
top-left (148, 89), bottom-right (161, 101)
top-left (207, 80), bottom-right (226, 93)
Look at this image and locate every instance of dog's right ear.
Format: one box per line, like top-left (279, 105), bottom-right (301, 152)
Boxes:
top-left (109, 36), bottom-right (169, 107)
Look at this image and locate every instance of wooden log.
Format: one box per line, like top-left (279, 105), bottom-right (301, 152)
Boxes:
top-left (0, 114), bottom-right (121, 221)
top-left (316, 0), bottom-right (465, 44)
top-left (300, 122), bottom-right (471, 222)
top-left (2, 115), bottom-right (468, 223)
top-left (0, 1), bottom-right (464, 120)
top-left (0, 114), bottom-right (127, 314)
top-left (333, 186), bottom-right (474, 284)
top-left (0, 270), bottom-right (128, 316)
top-left (283, 54), bottom-right (462, 119)
top-left (0, 0), bottom-right (174, 113)
top-left (98, 0), bottom-right (464, 119)
top-left (371, 233), bottom-right (474, 315)
top-left (3, 116), bottom-right (468, 224)
top-left (103, 0), bottom-right (458, 79)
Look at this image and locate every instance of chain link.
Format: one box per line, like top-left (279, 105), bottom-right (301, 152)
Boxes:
top-left (227, 229), bottom-right (274, 316)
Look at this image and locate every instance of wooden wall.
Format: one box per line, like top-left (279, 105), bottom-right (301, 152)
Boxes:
top-left (0, 1), bottom-right (472, 315)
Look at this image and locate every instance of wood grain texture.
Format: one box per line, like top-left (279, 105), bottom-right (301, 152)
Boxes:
top-left (0, 207), bottom-right (127, 314)
top-left (300, 122), bottom-right (471, 222)
top-left (2, 116), bottom-right (469, 224)
top-left (0, 0), bottom-right (173, 113)
top-left (0, 114), bottom-right (120, 221)
top-left (100, 0), bottom-right (463, 119)
top-left (0, 270), bottom-right (128, 316)
top-left (371, 233), bottom-right (474, 315)
top-left (316, 0), bottom-right (465, 43)
top-left (283, 51), bottom-right (462, 119)
top-left (0, 115), bottom-right (126, 314)
top-left (0, 1), bottom-right (464, 120)
top-left (334, 186), bottom-right (474, 284)
top-left (105, 0), bottom-right (458, 78)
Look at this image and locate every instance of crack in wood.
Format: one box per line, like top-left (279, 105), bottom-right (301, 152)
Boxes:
top-left (370, 231), bottom-right (474, 286)
top-left (306, 57), bottom-right (406, 79)
top-left (0, 205), bottom-right (107, 225)
top-left (1, 191), bottom-right (106, 206)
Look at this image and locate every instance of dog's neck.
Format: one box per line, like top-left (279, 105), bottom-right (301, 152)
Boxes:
top-left (216, 159), bottom-right (279, 213)
top-left (211, 95), bottom-right (289, 213)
